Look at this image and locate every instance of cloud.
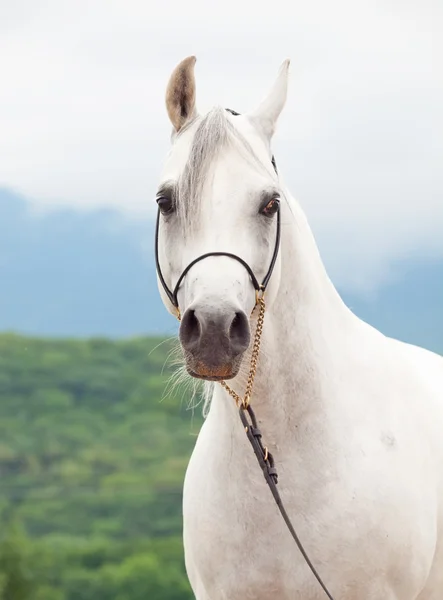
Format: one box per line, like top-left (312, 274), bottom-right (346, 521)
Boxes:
top-left (0, 0), bottom-right (442, 293)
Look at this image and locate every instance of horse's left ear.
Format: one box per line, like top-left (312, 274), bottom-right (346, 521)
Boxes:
top-left (247, 59), bottom-right (290, 140)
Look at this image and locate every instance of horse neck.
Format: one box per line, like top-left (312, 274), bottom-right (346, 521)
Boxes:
top-left (209, 188), bottom-right (355, 436)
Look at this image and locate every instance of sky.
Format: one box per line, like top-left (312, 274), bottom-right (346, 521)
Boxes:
top-left (0, 0), bottom-right (442, 297)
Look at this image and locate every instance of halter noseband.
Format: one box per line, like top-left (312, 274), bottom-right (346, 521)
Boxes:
top-left (154, 108), bottom-right (280, 319)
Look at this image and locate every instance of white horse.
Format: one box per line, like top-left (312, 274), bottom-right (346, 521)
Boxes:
top-left (155, 56), bottom-right (443, 599)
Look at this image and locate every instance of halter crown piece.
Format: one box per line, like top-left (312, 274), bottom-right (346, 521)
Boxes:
top-left (155, 109), bottom-right (335, 600)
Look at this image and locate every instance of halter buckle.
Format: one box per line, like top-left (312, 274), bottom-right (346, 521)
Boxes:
top-left (255, 287), bottom-right (265, 307)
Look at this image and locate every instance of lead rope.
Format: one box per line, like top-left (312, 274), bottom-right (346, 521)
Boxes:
top-left (219, 295), bottom-right (335, 600)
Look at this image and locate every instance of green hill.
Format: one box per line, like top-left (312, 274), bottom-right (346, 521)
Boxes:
top-left (0, 333), bottom-right (202, 599)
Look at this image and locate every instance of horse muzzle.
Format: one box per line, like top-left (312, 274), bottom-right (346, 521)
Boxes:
top-left (179, 305), bottom-right (251, 381)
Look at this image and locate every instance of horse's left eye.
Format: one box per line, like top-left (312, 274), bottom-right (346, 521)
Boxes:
top-left (261, 197), bottom-right (280, 217)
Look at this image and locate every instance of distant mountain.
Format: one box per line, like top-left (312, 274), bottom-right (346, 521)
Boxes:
top-left (0, 188), bottom-right (177, 338)
top-left (0, 188), bottom-right (441, 353)
top-left (345, 260), bottom-right (442, 353)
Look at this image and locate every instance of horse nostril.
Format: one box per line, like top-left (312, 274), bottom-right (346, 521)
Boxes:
top-left (179, 306), bottom-right (251, 367)
top-left (180, 309), bottom-right (201, 347)
top-left (229, 311), bottom-right (250, 353)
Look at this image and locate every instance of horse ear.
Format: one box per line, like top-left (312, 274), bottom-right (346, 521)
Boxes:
top-left (248, 59), bottom-right (290, 140)
top-left (165, 56), bottom-right (198, 132)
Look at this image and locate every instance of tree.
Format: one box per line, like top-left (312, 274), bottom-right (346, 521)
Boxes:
top-left (0, 516), bottom-right (34, 600)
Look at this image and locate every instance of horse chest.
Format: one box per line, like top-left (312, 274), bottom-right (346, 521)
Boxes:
top-left (183, 414), bottom-right (435, 599)
top-left (183, 451), bottom-right (318, 599)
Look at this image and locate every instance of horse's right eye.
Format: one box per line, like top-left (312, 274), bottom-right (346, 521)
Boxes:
top-left (157, 195), bottom-right (174, 215)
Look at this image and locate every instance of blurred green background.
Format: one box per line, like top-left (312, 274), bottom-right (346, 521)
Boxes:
top-left (0, 333), bottom-right (200, 599)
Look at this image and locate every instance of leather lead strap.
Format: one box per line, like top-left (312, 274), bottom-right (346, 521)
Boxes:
top-left (239, 405), bottom-right (335, 600)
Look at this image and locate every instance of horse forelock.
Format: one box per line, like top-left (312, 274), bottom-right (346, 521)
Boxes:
top-left (176, 107), bottom-right (268, 234)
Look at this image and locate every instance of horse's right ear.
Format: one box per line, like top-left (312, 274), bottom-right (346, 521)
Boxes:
top-left (165, 56), bottom-right (198, 132)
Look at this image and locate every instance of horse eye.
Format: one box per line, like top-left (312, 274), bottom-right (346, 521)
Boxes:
top-left (261, 196), bottom-right (280, 217)
top-left (157, 195), bottom-right (174, 215)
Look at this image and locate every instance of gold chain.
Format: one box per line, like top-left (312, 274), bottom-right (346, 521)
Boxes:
top-left (220, 294), bottom-right (266, 408)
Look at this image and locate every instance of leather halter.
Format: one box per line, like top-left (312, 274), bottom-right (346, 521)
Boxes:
top-left (154, 108), bottom-right (280, 317)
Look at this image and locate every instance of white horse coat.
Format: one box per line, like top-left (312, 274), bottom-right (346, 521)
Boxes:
top-left (156, 56), bottom-right (443, 599)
